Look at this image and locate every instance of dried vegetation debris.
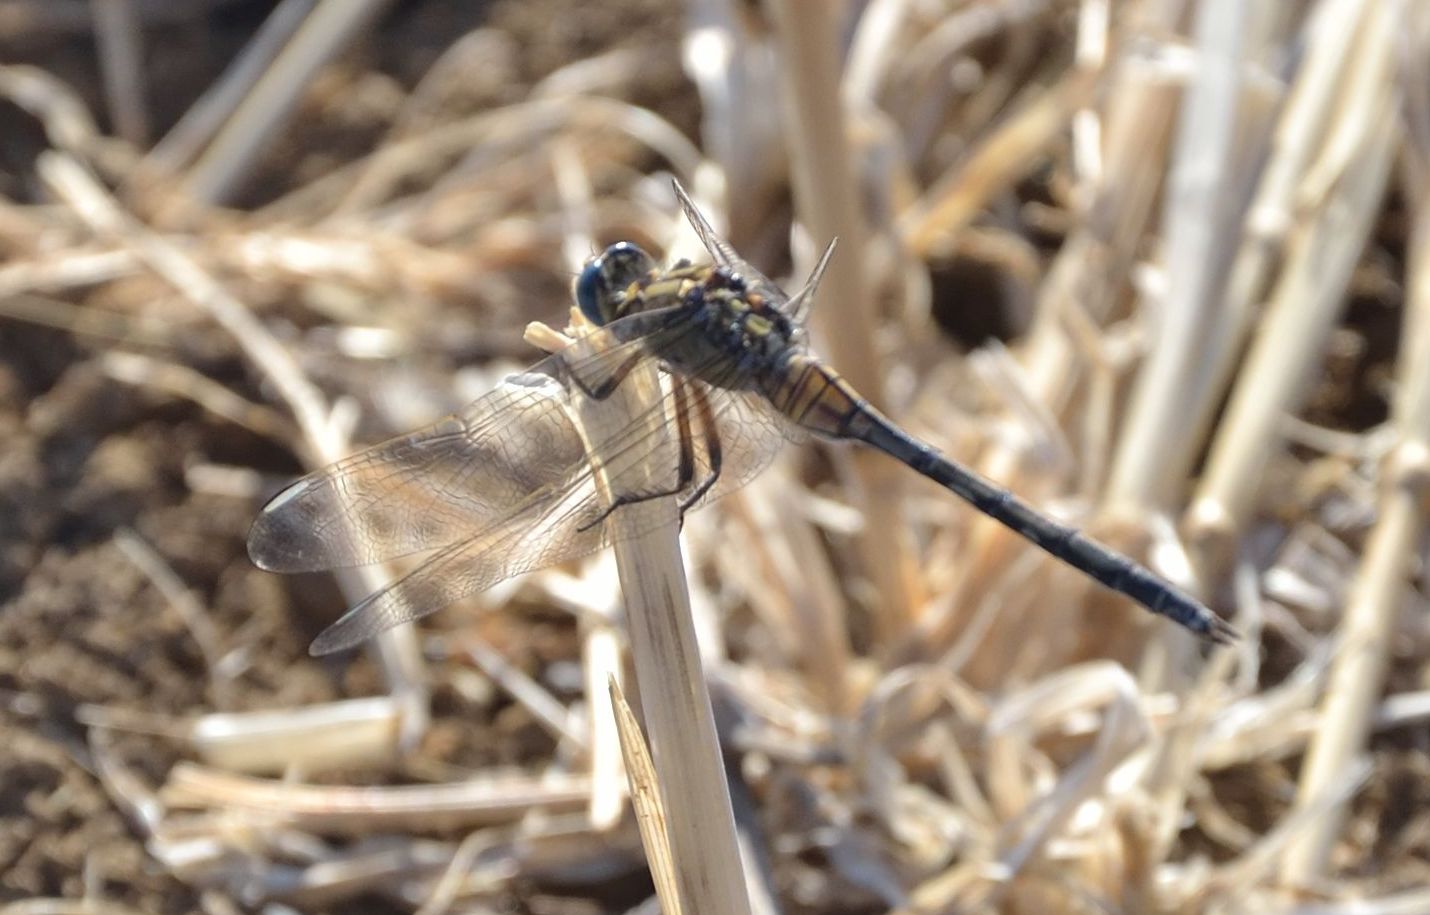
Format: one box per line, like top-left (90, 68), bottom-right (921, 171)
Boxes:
top-left (0, 0), bottom-right (1427, 913)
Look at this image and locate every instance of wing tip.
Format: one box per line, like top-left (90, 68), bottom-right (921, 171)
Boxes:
top-left (308, 628), bottom-right (349, 656)
top-left (246, 513), bottom-right (302, 572)
top-left (309, 617), bottom-right (371, 657)
top-left (308, 594), bottom-right (384, 656)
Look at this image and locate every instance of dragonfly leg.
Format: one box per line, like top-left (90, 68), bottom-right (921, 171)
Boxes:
top-left (561, 350), bottom-right (647, 401)
top-left (575, 378), bottom-right (701, 533)
top-left (677, 383), bottom-right (722, 515)
top-left (575, 470), bottom-right (696, 532)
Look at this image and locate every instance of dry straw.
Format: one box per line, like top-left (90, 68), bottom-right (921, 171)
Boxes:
top-left (2, 0), bottom-right (1428, 912)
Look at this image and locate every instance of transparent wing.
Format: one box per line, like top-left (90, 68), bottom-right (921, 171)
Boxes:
top-left (307, 353), bottom-right (802, 655)
top-left (255, 190), bottom-right (824, 654)
top-left (672, 179), bottom-right (835, 322)
top-left (249, 366), bottom-right (577, 572)
top-left (309, 481), bottom-right (608, 654)
top-left (247, 324), bottom-right (676, 573)
top-left (681, 385), bottom-right (807, 512)
top-left (671, 180), bottom-right (789, 307)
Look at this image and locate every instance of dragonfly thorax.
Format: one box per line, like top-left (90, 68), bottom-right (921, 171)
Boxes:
top-left (695, 268), bottom-right (797, 357)
top-left (579, 242), bottom-right (802, 395)
top-left (638, 264), bottom-right (800, 395)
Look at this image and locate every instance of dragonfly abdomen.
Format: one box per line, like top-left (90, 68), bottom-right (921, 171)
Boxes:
top-left (839, 393), bottom-right (1236, 644)
top-left (762, 354), bottom-right (870, 438)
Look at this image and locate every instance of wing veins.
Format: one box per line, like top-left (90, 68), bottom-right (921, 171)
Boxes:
top-left (307, 343), bottom-right (790, 653)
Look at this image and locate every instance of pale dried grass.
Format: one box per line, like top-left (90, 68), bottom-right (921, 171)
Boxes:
top-left (2, 1), bottom-right (1427, 913)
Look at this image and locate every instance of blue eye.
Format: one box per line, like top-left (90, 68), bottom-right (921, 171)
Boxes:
top-left (575, 258), bottom-right (605, 324)
top-left (575, 242), bottom-right (656, 326)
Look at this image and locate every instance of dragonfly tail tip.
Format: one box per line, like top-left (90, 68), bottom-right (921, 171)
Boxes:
top-left (1204, 613), bottom-right (1240, 646)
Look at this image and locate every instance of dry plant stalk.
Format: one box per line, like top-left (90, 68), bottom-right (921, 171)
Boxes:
top-left (725, 474), bottom-right (855, 715)
top-left (581, 593), bottom-right (630, 829)
top-left (91, 0), bottom-right (150, 145)
top-left (609, 676), bottom-right (684, 915)
top-left (180, 0), bottom-right (396, 205)
top-left (1279, 10), bottom-right (1430, 876)
top-left (143, 0), bottom-right (315, 176)
top-left (1188, 1), bottom-right (1398, 564)
top-left (160, 762), bottom-right (590, 833)
top-left (902, 71), bottom-right (1095, 258)
top-left (1170, 0), bottom-right (1374, 508)
top-left (905, 5), bottom-right (1187, 665)
top-left (530, 308), bottom-right (751, 915)
top-left (1103, 0), bottom-right (1256, 516)
top-left (766, 0), bottom-right (922, 642)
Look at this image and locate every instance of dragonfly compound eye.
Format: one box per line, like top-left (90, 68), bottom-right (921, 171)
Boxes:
top-left (576, 242), bottom-right (657, 325)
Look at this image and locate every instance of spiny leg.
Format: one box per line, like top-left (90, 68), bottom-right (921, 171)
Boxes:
top-left (560, 349), bottom-right (648, 401)
top-left (678, 381), bottom-right (722, 515)
top-left (575, 375), bottom-right (701, 532)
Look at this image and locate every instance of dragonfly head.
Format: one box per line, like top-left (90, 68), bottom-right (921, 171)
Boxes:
top-left (577, 242), bottom-right (657, 326)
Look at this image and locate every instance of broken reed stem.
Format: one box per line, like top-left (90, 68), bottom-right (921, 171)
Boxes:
top-left (609, 676), bottom-right (685, 915)
top-left (766, 0), bottom-right (919, 643)
top-left (190, 697), bottom-right (404, 774)
top-left (564, 325), bottom-right (751, 915)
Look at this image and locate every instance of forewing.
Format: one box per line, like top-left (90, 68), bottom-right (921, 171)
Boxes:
top-left (309, 479), bottom-right (610, 654)
top-left (248, 331), bottom-right (664, 573)
top-left (308, 356), bottom-right (800, 654)
top-left (671, 180), bottom-right (789, 307)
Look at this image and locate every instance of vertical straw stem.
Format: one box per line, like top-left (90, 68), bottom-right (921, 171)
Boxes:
top-left (1102, 0), bottom-right (1251, 514)
top-left (765, 0), bottom-right (920, 641)
top-left (566, 329), bottom-right (751, 915)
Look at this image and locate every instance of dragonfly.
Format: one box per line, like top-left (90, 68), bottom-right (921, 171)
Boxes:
top-left (249, 181), bottom-right (1236, 655)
